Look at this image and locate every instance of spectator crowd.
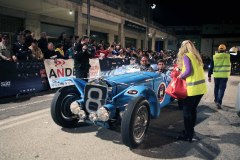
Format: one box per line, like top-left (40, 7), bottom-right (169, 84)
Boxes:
top-left (0, 29), bottom-right (211, 69)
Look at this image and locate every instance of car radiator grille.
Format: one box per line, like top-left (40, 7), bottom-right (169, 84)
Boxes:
top-left (84, 84), bottom-right (108, 112)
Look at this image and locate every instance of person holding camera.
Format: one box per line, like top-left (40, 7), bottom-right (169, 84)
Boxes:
top-left (73, 36), bottom-right (94, 81)
top-left (74, 35), bottom-right (89, 53)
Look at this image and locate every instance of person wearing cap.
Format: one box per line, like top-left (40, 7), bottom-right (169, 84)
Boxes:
top-left (0, 34), bottom-right (12, 61)
top-left (208, 44), bottom-right (231, 109)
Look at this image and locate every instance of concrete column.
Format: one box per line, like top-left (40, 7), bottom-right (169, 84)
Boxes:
top-left (144, 28), bottom-right (148, 50)
top-left (118, 19), bottom-right (125, 48)
top-left (164, 39), bottom-right (168, 50)
top-left (74, 5), bottom-right (83, 37)
top-left (108, 33), bottom-right (114, 44)
top-left (25, 13), bottom-right (40, 39)
top-left (151, 30), bottom-right (156, 51)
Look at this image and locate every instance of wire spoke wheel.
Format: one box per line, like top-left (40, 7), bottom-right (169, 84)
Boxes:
top-left (121, 96), bottom-right (150, 148)
top-left (133, 105), bottom-right (149, 143)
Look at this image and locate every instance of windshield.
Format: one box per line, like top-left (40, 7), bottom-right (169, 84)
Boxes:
top-left (101, 64), bottom-right (141, 77)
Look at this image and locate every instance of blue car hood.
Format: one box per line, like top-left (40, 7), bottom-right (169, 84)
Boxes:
top-left (105, 71), bottom-right (159, 85)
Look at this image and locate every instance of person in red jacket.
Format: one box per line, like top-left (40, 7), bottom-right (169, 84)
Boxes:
top-left (95, 44), bottom-right (112, 59)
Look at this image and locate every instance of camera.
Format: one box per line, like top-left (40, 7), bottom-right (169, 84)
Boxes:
top-left (87, 44), bottom-right (95, 55)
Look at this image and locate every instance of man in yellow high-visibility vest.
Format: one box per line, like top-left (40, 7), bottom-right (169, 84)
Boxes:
top-left (208, 44), bottom-right (231, 109)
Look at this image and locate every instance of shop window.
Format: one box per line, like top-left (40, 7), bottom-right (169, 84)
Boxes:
top-left (41, 22), bottom-right (74, 41)
top-left (90, 31), bottom-right (108, 45)
top-left (125, 37), bottom-right (136, 48)
top-left (0, 15), bottom-right (24, 33)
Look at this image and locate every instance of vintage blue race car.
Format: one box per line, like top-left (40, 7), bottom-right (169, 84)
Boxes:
top-left (51, 68), bottom-right (173, 148)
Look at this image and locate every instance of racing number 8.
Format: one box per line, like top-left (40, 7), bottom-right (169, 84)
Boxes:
top-left (85, 88), bottom-right (103, 112)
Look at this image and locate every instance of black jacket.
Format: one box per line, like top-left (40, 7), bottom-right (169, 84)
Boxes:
top-left (38, 38), bottom-right (48, 54)
top-left (12, 42), bottom-right (32, 60)
top-left (74, 49), bottom-right (93, 71)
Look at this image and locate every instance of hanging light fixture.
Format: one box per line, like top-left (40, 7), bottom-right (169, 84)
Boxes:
top-left (69, 10), bottom-right (73, 15)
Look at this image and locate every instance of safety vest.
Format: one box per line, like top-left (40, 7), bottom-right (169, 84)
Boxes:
top-left (213, 53), bottom-right (231, 78)
top-left (182, 53), bottom-right (207, 96)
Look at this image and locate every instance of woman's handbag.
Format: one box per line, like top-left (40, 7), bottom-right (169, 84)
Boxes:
top-left (166, 77), bottom-right (187, 99)
top-left (170, 64), bottom-right (181, 78)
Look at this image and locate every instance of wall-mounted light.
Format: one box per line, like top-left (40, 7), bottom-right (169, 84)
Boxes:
top-left (69, 10), bottom-right (73, 15)
top-left (151, 4), bottom-right (156, 9)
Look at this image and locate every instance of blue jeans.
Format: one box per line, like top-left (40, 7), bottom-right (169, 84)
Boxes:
top-left (214, 78), bottom-right (228, 105)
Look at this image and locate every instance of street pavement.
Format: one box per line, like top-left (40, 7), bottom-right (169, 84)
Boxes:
top-left (0, 73), bottom-right (239, 160)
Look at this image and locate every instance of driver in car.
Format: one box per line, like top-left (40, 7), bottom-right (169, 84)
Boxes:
top-left (139, 56), bottom-right (154, 72)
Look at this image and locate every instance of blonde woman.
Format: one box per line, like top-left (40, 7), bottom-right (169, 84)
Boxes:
top-left (177, 40), bottom-right (207, 142)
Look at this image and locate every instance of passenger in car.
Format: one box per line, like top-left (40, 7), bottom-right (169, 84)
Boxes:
top-left (156, 59), bottom-right (172, 90)
top-left (156, 59), bottom-right (168, 74)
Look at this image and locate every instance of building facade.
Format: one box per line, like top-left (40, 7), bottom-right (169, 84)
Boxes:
top-left (167, 24), bottom-right (240, 57)
top-left (0, 0), bottom-right (177, 51)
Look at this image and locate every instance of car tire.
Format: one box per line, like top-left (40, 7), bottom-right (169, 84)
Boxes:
top-left (121, 96), bottom-right (150, 148)
top-left (51, 86), bottom-right (80, 128)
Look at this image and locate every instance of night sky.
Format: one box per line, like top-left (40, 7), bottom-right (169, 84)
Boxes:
top-left (149, 0), bottom-right (239, 26)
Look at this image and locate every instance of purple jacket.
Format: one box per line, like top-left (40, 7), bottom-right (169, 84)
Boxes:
top-left (180, 55), bottom-right (192, 79)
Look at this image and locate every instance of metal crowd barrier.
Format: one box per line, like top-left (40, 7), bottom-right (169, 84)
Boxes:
top-left (0, 58), bottom-right (131, 98)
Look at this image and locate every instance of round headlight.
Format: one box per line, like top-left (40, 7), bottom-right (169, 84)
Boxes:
top-left (97, 107), bottom-right (109, 121)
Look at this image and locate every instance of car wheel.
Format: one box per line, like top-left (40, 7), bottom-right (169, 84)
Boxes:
top-left (121, 96), bottom-right (150, 148)
top-left (51, 86), bottom-right (80, 128)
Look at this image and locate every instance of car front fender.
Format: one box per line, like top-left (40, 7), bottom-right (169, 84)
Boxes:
top-left (57, 77), bottom-right (86, 99)
top-left (122, 86), bottom-right (160, 118)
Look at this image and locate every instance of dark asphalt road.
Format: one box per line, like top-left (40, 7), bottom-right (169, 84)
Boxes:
top-left (0, 74), bottom-right (239, 159)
